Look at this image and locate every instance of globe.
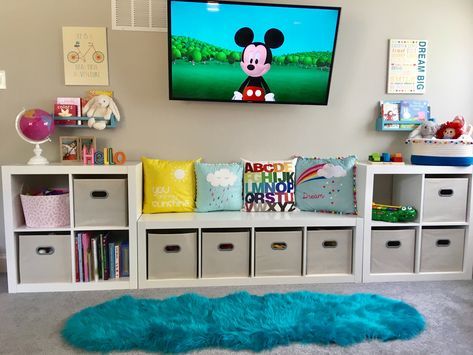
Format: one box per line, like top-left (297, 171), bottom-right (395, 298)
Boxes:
top-left (15, 109), bottom-right (55, 165)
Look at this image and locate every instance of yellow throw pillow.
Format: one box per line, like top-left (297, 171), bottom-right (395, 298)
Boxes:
top-left (142, 157), bottom-right (200, 213)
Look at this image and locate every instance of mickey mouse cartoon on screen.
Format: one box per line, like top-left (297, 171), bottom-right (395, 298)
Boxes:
top-left (232, 27), bottom-right (284, 102)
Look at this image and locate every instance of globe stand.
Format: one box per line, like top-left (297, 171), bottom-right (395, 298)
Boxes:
top-left (27, 143), bottom-right (49, 165)
top-left (15, 108), bottom-right (54, 166)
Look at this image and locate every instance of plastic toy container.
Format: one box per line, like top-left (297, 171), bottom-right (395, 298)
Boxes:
top-left (20, 192), bottom-right (70, 228)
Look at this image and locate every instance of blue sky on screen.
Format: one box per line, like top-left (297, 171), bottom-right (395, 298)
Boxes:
top-left (170, 1), bottom-right (340, 54)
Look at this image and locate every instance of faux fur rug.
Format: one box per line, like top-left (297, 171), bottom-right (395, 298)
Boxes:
top-left (61, 291), bottom-right (425, 353)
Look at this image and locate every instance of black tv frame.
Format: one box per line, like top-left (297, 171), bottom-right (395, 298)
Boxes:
top-left (167, 0), bottom-right (341, 105)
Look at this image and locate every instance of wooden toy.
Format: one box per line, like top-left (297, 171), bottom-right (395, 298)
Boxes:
top-left (368, 152), bottom-right (404, 165)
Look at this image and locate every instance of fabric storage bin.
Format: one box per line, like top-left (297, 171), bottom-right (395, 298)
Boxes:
top-left (19, 234), bottom-right (72, 283)
top-left (423, 178), bottom-right (468, 222)
top-left (306, 229), bottom-right (352, 275)
top-left (147, 230), bottom-right (197, 279)
top-left (255, 229), bottom-right (302, 277)
top-left (420, 228), bottom-right (465, 272)
top-left (371, 229), bottom-right (415, 273)
top-left (20, 192), bottom-right (70, 228)
top-left (202, 229), bottom-right (250, 278)
top-left (74, 179), bottom-right (128, 227)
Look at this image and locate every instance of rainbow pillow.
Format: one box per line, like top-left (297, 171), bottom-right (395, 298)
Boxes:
top-left (295, 156), bottom-right (357, 214)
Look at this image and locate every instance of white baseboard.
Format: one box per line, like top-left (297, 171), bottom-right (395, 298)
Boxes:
top-left (0, 253), bottom-right (6, 273)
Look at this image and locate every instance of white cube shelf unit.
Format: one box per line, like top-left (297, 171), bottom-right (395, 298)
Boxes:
top-left (138, 212), bottom-right (363, 289)
top-left (2, 162), bottom-right (142, 293)
top-left (357, 163), bottom-right (473, 282)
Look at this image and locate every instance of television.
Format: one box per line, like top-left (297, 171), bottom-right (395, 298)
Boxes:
top-left (168, 0), bottom-right (341, 105)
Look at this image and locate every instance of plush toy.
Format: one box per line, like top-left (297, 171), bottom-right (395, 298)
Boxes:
top-left (82, 95), bottom-right (121, 130)
top-left (408, 120), bottom-right (439, 139)
top-left (435, 115), bottom-right (464, 139)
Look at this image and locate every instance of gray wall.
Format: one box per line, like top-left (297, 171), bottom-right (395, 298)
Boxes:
top-left (1, 0), bottom-right (473, 253)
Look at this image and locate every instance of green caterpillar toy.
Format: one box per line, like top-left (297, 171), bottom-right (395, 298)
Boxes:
top-left (372, 203), bottom-right (417, 223)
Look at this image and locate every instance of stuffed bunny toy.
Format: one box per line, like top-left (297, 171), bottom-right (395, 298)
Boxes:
top-left (408, 120), bottom-right (439, 139)
top-left (82, 95), bottom-right (120, 130)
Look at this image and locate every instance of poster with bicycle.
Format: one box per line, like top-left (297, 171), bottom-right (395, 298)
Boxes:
top-left (62, 27), bottom-right (109, 85)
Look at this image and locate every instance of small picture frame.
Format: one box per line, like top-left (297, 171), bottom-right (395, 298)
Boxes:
top-left (79, 136), bottom-right (96, 160)
top-left (59, 136), bottom-right (80, 163)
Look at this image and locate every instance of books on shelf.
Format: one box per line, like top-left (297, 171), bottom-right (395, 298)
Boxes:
top-left (399, 100), bottom-right (429, 129)
top-left (379, 100), bottom-right (430, 130)
top-left (380, 100), bottom-right (400, 129)
top-left (54, 104), bottom-right (78, 125)
top-left (56, 97), bottom-right (83, 125)
top-left (75, 232), bottom-right (128, 282)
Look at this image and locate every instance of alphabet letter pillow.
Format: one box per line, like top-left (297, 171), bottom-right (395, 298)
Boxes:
top-left (295, 156), bottom-right (357, 214)
top-left (142, 157), bottom-right (200, 213)
top-left (242, 158), bottom-right (297, 212)
top-left (195, 162), bottom-right (243, 212)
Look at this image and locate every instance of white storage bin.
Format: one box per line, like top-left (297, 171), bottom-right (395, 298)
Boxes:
top-left (19, 234), bottom-right (72, 283)
top-left (306, 229), bottom-right (352, 275)
top-left (255, 229), bottom-right (302, 277)
top-left (147, 230), bottom-right (197, 279)
top-left (74, 179), bottom-right (128, 227)
top-left (423, 178), bottom-right (468, 222)
top-left (202, 229), bottom-right (250, 278)
top-left (371, 229), bottom-right (415, 274)
top-left (420, 228), bottom-right (465, 272)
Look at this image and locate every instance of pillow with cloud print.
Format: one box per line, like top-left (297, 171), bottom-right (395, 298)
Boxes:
top-left (195, 162), bottom-right (243, 212)
top-left (295, 156), bottom-right (357, 214)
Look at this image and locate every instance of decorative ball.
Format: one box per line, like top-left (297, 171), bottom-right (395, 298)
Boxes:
top-left (17, 109), bottom-right (55, 142)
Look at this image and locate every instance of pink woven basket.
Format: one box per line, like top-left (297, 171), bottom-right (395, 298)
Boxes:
top-left (20, 193), bottom-right (70, 228)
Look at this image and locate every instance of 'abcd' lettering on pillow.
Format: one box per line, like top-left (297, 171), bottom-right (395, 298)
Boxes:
top-left (243, 159), bottom-right (297, 212)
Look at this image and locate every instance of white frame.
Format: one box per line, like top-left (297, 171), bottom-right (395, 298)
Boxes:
top-left (138, 212), bottom-right (363, 289)
top-left (358, 163), bottom-right (473, 282)
top-left (1, 162), bottom-right (142, 293)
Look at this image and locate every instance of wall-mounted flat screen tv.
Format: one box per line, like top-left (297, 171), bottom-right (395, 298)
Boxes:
top-left (168, 0), bottom-right (341, 105)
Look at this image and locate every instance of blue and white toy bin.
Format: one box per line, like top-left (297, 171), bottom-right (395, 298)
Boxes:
top-left (406, 125), bottom-right (473, 166)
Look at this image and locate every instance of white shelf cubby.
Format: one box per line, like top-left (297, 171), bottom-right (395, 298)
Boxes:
top-left (2, 162), bottom-right (142, 293)
top-left (357, 162), bottom-right (473, 282)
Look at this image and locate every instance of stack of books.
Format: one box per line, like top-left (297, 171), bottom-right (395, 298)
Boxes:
top-left (74, 232), bottom-right (129, 282)
top-left (380, 100), bottom-right (430, 129)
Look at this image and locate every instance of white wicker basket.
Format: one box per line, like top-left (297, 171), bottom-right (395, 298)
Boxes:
top-left (405, 125), bottom-right (473, 166)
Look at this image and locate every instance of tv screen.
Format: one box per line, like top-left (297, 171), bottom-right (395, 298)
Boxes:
top-left (168, 0), bottom-right (341, 105)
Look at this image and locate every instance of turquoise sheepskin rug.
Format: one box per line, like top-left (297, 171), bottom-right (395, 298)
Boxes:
top-left (61, 291), bottom-right (425, 353)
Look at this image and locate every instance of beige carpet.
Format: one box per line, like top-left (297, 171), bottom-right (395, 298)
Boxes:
top-left (1, 274), bottom-right (472, 354)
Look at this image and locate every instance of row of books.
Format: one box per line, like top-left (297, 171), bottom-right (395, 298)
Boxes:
top-left (54, 90), bottom-right (113, 125)
top-left (74, 232), bottom-right (129, 282)
top-left (380, 99), bottom-right (430, 129)
top-left (55, 97), bottom-right (84, 125)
